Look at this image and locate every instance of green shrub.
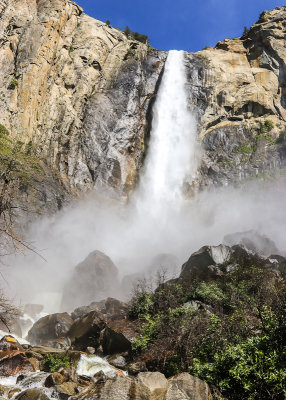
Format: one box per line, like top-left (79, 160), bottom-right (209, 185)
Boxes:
top-left (0, 124), bottom-right (9, 137)
top-left (129, 292), bottom-right (154, 320)
top-left (44, 353), bottom-right (73, 372)
top-left (9, 78), bottom-right (18, 89)
top-left (259, 120), bottom-right (274, 134)
top-left (106, 20), bottom-right (110, 26)
top-left (235, 145), bottom-right (252, 153)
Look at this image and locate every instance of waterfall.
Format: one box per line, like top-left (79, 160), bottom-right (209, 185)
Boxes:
top-left (136, 50), bottom-right (200, 217)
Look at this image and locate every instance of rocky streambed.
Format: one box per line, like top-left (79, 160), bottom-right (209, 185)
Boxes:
top-left (1, 231), bottom-right (286, 399)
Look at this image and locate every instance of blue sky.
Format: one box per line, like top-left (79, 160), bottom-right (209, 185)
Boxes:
top-left (76, 1), bottom-right (286, 52)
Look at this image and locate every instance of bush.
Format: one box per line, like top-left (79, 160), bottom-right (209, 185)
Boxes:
top-left (9, 79), bottom-right (18, 89)
top-left (44, 353), bottom-right (73, 372)
top-left (123, 25), bottom-right (150, 44)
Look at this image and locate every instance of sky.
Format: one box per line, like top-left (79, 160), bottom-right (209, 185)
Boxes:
top-left (76, 0), bottom-right (285, 52)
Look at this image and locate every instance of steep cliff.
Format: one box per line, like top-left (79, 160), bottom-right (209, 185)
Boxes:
top-left (0, 2), bottom-right (286, 211)
top-left (185, 7), bottom-right (286, 189)
top-left (0, 0), bottom-right (166, 211)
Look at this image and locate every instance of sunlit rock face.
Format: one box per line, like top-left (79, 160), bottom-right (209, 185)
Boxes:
top-left (1, 1), bottom-right (286, 209)
top-left (184, 7), bottom-right (286, 190)
top-left (0, 0), bottom-right (166, 208)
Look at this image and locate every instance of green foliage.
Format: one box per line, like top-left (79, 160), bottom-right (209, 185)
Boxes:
top-left (0, 127), bottom-right (41, 184)
top-left (190, 307), bottom-right (286, 399)
top-left (243, 26), bottom-right (249, 36)
top-left (129, 292), bottom-right (154, 320)
top-left (259, 120), bottom-right (274, 134)
top-left (235, 145), bottom-right (252, 154)
top-left (44, 353), bottom-right (73, 372)
top-left (9, 78), bottom-right (18, 89)
top-left (195, 282), bottom-right (227, 305)
top-left (106, 20), bottom-right (111, 26)
top-left (123, 25), bottom-right (150, 44)
top-left (132, 313), bottom-right (162, 351)
top-left (0, 124), bottom-right (9, 137)
top-left (69, 46), bottom-right (74, 53)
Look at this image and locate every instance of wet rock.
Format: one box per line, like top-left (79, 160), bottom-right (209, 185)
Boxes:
top-left (0, 385), bottom-right (8, 397)
top-left (166, 372), bottom-right (211, 400)
top-left (0, 352), bottom-right (34, 376)
top-left (57, 367), bottom-right (78, 383)
top-left (105, 298), bottom-right (128, 321)
top-left (102, 327), bottom-right (132, 355)
top-left (28, 357), bottom-right (41, 371)
top-left (0, 335), bottom-right (24, 355)
top-left (8, 388), bottom-right (21, 398)
top-left (44, 372), bottom-right (66, 388)
top-left (128, 361), bottom-right (147, 375)
top-left (62, 251), bottom-right (120, 311)
top-left (55, 382), bottom-right (79, 400)
top-left (86, 347), bottom-right (95, 354)
top-left (15, 389), bottom-right (50, 400)
top-left (27, 313), bottom-right (73, 347)
top-left (108, 355), bottom-right (127, 369)
top-left (16, 372), bottom-right (49, 389)
top-left (68, 310), bottom-right (106, 351)
top-left (71, 306), bottom-right (95, 320)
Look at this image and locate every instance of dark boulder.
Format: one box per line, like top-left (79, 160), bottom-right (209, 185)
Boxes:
top-left (62, 250), bottom-right (120, 311)
top-left (67, 310), bottom-right (106, 351)
top-left (105, 298), bottom-right (128, 321)
top-left (27, 313), bottom-right (73, 347)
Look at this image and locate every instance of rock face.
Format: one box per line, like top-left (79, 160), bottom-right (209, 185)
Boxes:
top-left (0, 0), bottom-right (166, 210)
top-left (1, 2), bottom-right (286, 208)
top-left (62, 250), bottom-right (120, 310)
top-left (184, 7), bottom-right (286, 189)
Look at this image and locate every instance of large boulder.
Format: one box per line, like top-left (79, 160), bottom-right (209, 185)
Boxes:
top-left (67, 310), bottom-right (106, 351)
top-left (166, 373), bottom-right (211, 400)
top-left (27, 313), bottom-right (73, 348)
top-left (179, 244), bottom-right (278, 282)
top-left (62, 251), bottom-right (120, 311)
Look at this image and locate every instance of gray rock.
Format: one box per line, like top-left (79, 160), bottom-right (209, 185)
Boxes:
top-left (62, 250), bottom-right (120, 311)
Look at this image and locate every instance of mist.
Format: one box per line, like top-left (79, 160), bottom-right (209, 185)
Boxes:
top-left (2, 51), bottom-right (286, 313)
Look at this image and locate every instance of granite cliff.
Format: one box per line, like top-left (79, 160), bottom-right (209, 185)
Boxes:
top-left (0, 1), bottom-right (286, 210)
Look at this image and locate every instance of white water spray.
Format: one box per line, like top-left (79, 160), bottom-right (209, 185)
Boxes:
top-left (136, 50), bottom-right (200, 216)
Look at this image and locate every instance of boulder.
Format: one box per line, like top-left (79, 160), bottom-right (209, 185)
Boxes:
top-left (15, 389), bottom-right (50, 400)
top-left (135, 372), bottom-right (168, 399)
top-left (67, 310), bottom-right (106, 351)
top-left (27, 313), bottom-right (73, 347)
top-left (62, 251), bottom-right (120, 311)
top-left (108, 355), bottom-right (127, 369)
top-left (105, 298), bottom-right (128, 321)
top-left (166, 373), bottom-right (211, 400)
top-left (44, 372), bottom-right (66, 388)
top-left (180, 245), bottom-right (232, 281)
top-left (102, 327), bottom-right (132, 355)
top-left (55, 382), bottom-right (78, 400)
top-left (179, 244), bottom-right (277, 282)
top-left (0, 336), bottom-right (34, 376)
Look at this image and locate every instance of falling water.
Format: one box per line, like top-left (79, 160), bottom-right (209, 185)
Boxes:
top-left (136, 50), bottom-right (200, 217)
